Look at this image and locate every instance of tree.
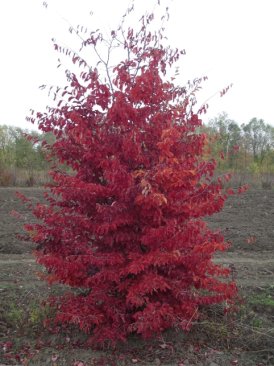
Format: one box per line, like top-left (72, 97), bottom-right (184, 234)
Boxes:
top-left (208, 112), bottom-right (242, 168)
top-left (0, 125), bottom-right (16, 167)
top-left (242, 118), bottom-right (274, 163)
top-left (0, 125), bottom-right (50, 186)
top-left (22, 3), bottom-right (241, 346)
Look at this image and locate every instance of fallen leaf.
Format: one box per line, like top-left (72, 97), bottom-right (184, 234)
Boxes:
top-left (51, 354), bottom-right (59, 362)
top-left (74, 361), bottom-right (85, 366)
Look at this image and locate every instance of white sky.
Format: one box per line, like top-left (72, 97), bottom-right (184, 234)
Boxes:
top-left (0, 0), bottom-right (274, 131)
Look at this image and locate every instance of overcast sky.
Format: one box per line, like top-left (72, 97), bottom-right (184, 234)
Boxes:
top-left (0, 0), bottom-right (274, 131)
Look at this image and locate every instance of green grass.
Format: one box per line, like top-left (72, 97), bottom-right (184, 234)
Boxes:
top-left (5, 300), bottom-right (54, 330)
top-left (249, 289), bottom-right (274, 308)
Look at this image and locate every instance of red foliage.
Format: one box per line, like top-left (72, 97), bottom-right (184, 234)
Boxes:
top-left (23, 5), bottom-right (238, 346)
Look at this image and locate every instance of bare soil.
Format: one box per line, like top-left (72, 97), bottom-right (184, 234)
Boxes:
top-left (0, 187), bottom-right (274, 365)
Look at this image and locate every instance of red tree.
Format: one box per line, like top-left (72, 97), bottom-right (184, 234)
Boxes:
top-left (23, 4), bottom-right (240, 346)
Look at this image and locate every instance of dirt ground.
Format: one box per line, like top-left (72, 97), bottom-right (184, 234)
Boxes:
top-left (0, 187), bottom-right (274, 365)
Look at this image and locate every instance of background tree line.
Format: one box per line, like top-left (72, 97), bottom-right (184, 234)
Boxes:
top-left (0, 125), bottom-right (52, 186)
top-left (1, 113), bottom-right (274, 187)
top-left (204, 113), bottom-right (274, 187)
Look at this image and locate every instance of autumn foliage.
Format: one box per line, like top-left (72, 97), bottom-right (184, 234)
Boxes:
top-left (23, 4), bottom-right (240, 346)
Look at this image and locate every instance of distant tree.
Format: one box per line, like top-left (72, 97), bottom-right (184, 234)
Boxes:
top-left (0, 125), bottom-right (50, 185)
top-left (14, 130), bottom-right (36, 167)
top-left (0, 125), bottom-right (16, 167)
top-left (242, 118), bottom-right (274, 163)
top-left (208, 112), bottom-right (241, 168)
